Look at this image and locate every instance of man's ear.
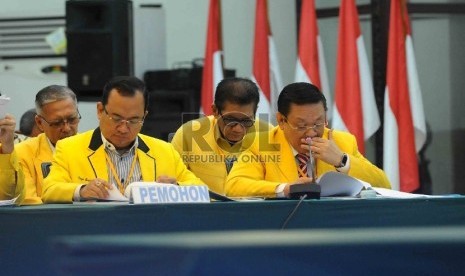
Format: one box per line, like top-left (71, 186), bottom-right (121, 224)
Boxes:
top-left (276, 112), bottom-right (285, 127)
top-left (211, 104), bottom-right (219, 117)
top-left (96, 102), bottom-right (104, 120)
top-left (35, 115), bottom-right (44, 132)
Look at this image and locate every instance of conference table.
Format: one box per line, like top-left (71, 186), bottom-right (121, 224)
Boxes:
top-left (1, 197), bottom-right (465, 275)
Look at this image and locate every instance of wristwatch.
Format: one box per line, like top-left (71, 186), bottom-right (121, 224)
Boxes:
top-left (335, 153), bottom-right (348, 168)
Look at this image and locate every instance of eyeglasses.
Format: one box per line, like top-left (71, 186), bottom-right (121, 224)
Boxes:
top-left (283, 116), bottom-right (325, 132)
top-left (38, 111), bottom-right (81, 128)
top-left (103, 107), bottom-right (145, 127)
top-left (219, 111), bottom-right (255, 128)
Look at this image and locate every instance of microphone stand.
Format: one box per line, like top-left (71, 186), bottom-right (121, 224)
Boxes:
top-left (289, 138), bottom-right (320, 199)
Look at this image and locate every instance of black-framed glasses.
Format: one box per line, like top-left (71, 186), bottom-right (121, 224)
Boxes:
top-left (38, 111), bottom-right (81, 128)
top-left (103, 107), bottom-right (145, 127)
top-left (219, 111), bottom-right (255, 128)
top-left (283, 116), bottom-right (325, 132)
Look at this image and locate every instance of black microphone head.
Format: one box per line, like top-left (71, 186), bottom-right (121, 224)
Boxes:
top-left (289, 183), bottom-right (321, 200)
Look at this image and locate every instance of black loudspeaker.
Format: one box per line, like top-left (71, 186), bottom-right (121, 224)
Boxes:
top-left (144, 67), bottom-right (235, 110)
top-left (66, 0), bottom-right (133, 100)
top-left (142, 68), bottom-right (236, 141)
top-left (141, 89), bottom-right (197, 141)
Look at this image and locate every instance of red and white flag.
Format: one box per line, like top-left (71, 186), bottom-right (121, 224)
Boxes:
top-left (332, 0), bottom-right (380, 154)
top-left (384, 0), bottom-right (426, 191)
top-left (295, 0), bottom-right (331, 119)
top-left (252, 0), bottom-right (283, 123)
top-left (200, 0), bottom-right (223, 115)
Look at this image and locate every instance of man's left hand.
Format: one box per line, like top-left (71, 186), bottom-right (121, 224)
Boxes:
top-left (301, 129), bottom-right (343, 166)
top-left (157, 175), bottom-right (177, 184)
top-left (0, 114), bottom-right (16, 154)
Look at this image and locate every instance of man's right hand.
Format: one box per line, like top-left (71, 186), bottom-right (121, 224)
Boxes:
top-left (80, 179), bottom-right (112, 199)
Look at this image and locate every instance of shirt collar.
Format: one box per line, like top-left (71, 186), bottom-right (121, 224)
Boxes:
top-left (290, 145), bottom-right (299, 157)
top-left (101, 133), bottom-right (138, 155)
top-left (45, 136), bottom-right (56, 153)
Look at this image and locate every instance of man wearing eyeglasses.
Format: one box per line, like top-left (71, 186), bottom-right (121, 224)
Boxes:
top-left (15, 85), bottom-right (80, 204)
top-left (42, 76), bottom-right (203, 203)
top-left (225, 82), bottom-right (391, 198)
top-left (0, 114), bottom-right (25, 203)
top-left (171, 77), bottom-right (272, 195)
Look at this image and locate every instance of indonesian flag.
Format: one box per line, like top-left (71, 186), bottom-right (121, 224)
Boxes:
top-left (384, 0), bottom-right (426, 191)
top-left (332, 0), bottom-right (380, 154)
top-left (252, 0), bottom-right (283, 122)
top-left (201, 0), bottom-right (223, 115)
top-left (295, 0), bottom-right (332, 119)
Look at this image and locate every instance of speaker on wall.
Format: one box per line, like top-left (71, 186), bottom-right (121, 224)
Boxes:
top-left (144, 67), bottom-right (235, 111)
top-left (66, 0), bottom-right (133, 100)
top-left (141, 89), bottom-right (197, 141)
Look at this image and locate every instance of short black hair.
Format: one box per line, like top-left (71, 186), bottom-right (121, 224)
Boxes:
top-left (214, 77), bottom-right (260, 114)
top-left (102, 76), bottom-right (149, 111)
top-left (277, 82), bottom-right (327, 117)
top-left (19, 108), bottom-right (37, 136)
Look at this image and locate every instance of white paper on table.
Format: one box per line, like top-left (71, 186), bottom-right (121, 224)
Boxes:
top-left (105, 187), bottom-right (129, 202)
top-left (0, 196), bottom-right (18, 207)
top-left (372, 187), bottom-right (434, 199)
top-left (318, 172), bottom-right (372, 197)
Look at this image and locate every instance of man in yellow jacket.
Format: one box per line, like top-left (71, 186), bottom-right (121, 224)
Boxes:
top-left (171, 77), bottom-right (271, 195)
top-left (15, 85), bottom-right (80, 204)
top-left (0, 114), bottom-right (25, 203)
top-left (225, 82), bottom-right (391, 198)
top-left (42, 76), bottom-right (203, 203)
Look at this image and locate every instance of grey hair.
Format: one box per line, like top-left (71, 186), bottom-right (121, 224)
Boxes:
top-left (35, 85), bottom-right (77, 114)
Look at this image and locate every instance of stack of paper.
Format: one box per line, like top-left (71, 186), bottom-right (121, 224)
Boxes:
top-left (317, 172), bottom-right (448, 199)
top-left (0, 196), bottom-right (18, 207)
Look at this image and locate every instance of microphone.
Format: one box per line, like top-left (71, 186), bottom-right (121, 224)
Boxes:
top-left (289, 182), bottom-right (320, 199)
top-left (281, 194), bottom-right (307, 229)
top-left (208, 190), bottom-right (235, 202)
top-left (306, 137), bottom-right (316, 183)
top-left (289, 137), bottom-right (320, 200)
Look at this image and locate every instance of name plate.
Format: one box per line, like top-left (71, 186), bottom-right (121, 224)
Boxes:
top-left (128, 183), bottom-right (210, 204)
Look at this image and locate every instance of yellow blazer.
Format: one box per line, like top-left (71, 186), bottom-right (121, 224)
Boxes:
top-left (15, 133), bottom-right (53, 204)
top-left (42, 128), bottom-right (204, 203)
top-left (171, 115), bottom-right (272, 195)
top-left (225, 126), bottom-right (391, 197)
top-left (0, 148), bottom-right (25, 203)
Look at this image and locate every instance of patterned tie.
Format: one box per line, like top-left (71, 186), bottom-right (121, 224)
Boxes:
top-left (296, 153), bottom-right (309, 177)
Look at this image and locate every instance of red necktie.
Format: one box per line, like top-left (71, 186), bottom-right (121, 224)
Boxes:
top-left (296, 153), bottom-right (309, 177)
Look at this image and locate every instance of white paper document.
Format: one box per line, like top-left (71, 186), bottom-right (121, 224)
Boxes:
top-left (0, 95), bottom-right (11, 118)
top-left (317, 172), bottom-right (371, 197)
top-left (371, 187), bottom-right (451, 199)
top-left (0, 196), bottom-right (18, 207)
top-left (106, 187), bottom-right (130, 201)
top-left (77, 186), bottom-right (130, 203)
top-left (317, 172), bottom-right (447, 199)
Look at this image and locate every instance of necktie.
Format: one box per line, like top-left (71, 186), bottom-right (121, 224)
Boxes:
top-left (225, 156), bottom-right (237, 174)
top-left (296, 153), bottom-right (309, 177)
